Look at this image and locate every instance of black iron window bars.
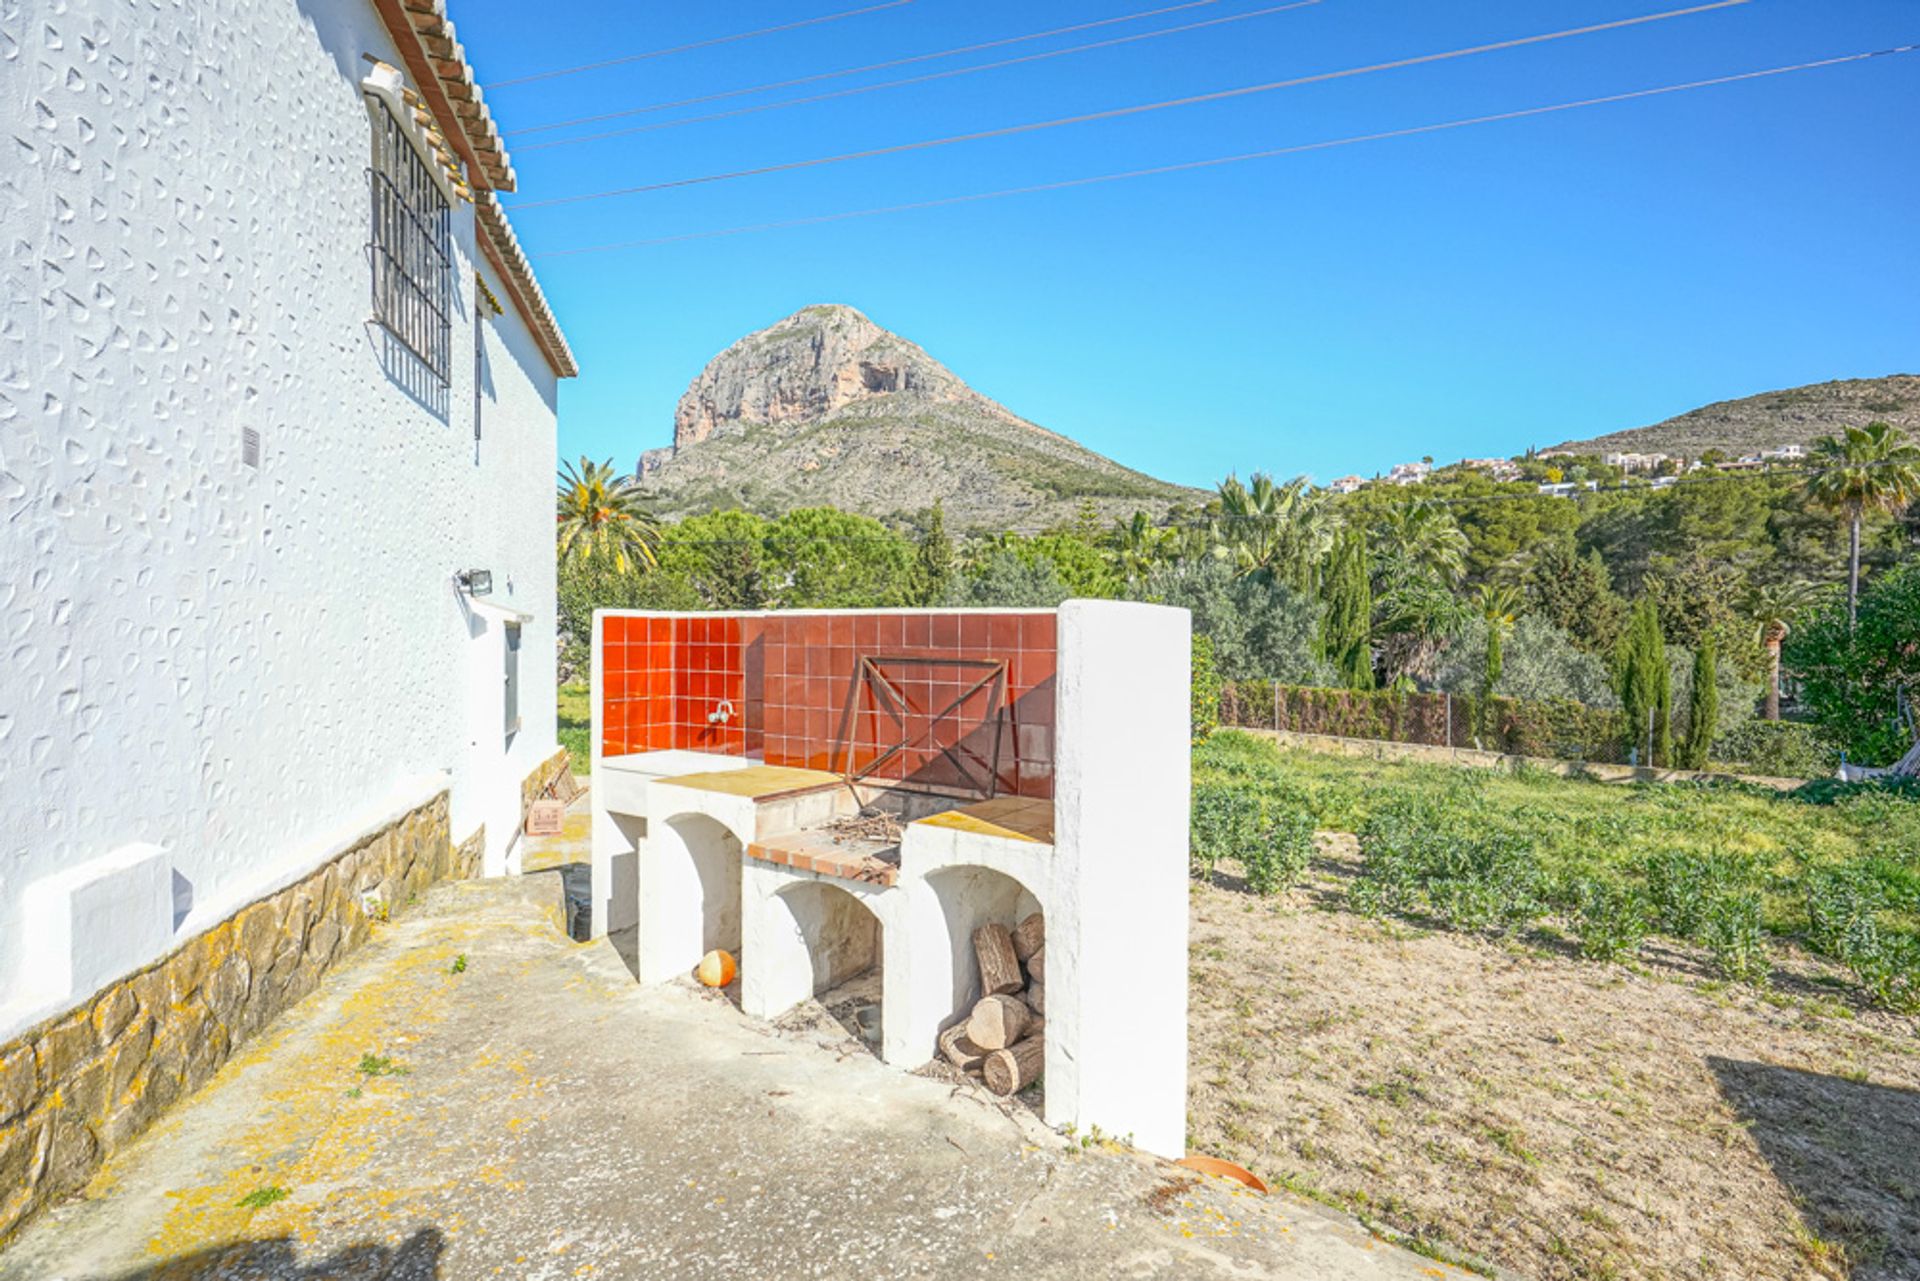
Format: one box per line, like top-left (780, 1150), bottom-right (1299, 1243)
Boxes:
top-left (367, 96), bottom-right (452, 384)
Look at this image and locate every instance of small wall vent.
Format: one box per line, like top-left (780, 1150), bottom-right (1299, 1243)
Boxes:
top-left (241, 427), bottom-right (261, 469)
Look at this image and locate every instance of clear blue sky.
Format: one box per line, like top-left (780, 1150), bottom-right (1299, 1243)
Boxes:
top-left (458, 0), bottom-right (1919, 488)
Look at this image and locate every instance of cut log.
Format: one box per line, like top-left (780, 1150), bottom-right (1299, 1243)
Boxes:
top-left (937, 1022), bottom-right (987, 1073)
top-left (973, 923), bottom-right (1023, 997)
top-left (1026, 945), bottom-right (1046, 986)
top-left (1011, 912), bottom-right (1045, 962)
top-left (965, 993), bottom-right (1031, 1051)
top-left (984, 1035), bottom-right (1045, 1097)
top-left (1025, 981), bottom-right (1044, 1015)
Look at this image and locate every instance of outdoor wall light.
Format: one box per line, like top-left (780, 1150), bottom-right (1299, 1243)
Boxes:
top-left (456, 568), bottom-right (494, 596)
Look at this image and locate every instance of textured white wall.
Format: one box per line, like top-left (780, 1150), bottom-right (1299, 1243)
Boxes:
top-left (0, 0), bottom-right (559, 1028)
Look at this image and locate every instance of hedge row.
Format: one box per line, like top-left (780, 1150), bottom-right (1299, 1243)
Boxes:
top-left (1220, 682), bottom-right (1633, 764)
top-left (1218, 682), bottom-right (1833, 777)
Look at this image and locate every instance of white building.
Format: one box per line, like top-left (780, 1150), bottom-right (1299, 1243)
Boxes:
top-left (1761, 444), bottom-right (1807, 461)
top-left (1604, 451), bottom-right (1669, 473)
top-left (1386, 461), bottom-right (1432, 485)
top-left (1459, 457), bottom-right (1521, 481)
top-left (1327, 475), bottom-right (1367, 494)
top-left (0, 0), bottom-right (575, 1232)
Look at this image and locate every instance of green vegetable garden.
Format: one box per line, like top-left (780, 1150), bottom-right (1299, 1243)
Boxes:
top-left (1191, 731), bottom-right (1920, 1011)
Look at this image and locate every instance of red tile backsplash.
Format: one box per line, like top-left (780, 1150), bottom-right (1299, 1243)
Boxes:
top-left (598, 610), bottom-right (1059, 798)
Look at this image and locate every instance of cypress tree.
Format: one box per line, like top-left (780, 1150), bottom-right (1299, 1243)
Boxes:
top-left (1683, 636), bottom-right (1718, 770)
top-left (1616, 597), bottom-right (1672, 766)
top-left (1320, 531), bottom-right (1374, 690)
top-left (912, 502), bottom-right (954, 606)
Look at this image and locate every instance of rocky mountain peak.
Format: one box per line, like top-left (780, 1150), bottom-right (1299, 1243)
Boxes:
top-left (671, 304), bottom-right (982, 450)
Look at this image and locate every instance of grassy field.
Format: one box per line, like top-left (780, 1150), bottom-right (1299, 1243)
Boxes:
top-left (1188, 733), bottom-right (1920, 1280)
top-left (557, 682), bottom-right (590, 773)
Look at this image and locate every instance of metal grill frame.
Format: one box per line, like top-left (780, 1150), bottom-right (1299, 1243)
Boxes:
top-left (837, 655), bottom-right (1008, 801)
top-left (367, 96), bottom-right (452, 384)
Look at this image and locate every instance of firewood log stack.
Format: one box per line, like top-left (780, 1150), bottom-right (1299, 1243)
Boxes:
top-left (939, 913), bottom-right (1047, 1096)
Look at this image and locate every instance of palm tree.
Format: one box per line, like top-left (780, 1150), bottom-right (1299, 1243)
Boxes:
top-left (1801, 423), bottom-right (1920, 627)
top-left (1373, 496), bottom-right (1469, 588)
top-left (556, 456), bottom-right (661, 573)
top-left (1743, 579), bottom-right (1823, 720)
top-left (1211, 473), bottom-right (1333, 590)
top-left (1111, 511), bottom-right (1175, 582)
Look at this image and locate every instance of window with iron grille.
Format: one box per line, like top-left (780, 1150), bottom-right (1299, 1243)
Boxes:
top-left (367, 96), bottom-right (452, 384)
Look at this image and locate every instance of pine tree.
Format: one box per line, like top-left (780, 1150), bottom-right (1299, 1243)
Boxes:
top-left (1683, 636), bottom-right (1718, 770)
top-left (1320, 531), bottom-right (1374, 690)
top-left (1615, 596), bottom-right (1672, 766)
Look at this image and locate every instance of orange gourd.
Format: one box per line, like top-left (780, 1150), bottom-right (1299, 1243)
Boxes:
top-left (697, 949), bottom-right (737, 988)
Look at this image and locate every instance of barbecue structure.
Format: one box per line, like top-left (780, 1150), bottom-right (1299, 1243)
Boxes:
top-left (588, 602), bottom-right (1190, 1157)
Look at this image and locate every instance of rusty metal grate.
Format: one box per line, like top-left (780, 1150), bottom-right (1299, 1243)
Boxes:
top-left (837, 655), bottom-right (1007, 800)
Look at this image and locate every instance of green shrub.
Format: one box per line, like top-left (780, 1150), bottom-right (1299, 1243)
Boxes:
top-left (1190, 776), bottom-right (1315, 896)
top-left (1701, 891), bottom-right (1770, 985)
top-left (1575, 882), bottom-right (1652, 962)
top-left (1642, 850), bottom-right (1722, 940)
top-left (1244, 804), bottom-right (1316, 896)
top-left (1354, 798), bottom-right (1542, 935)
top-left (1190, 783), bottom-right (1261, 881)
top-left (1191, 634), bottom-right (1222, 745)
top-left (1803, 866), bottom-right (1880, 957)
top-left (1714, 720), bottom-right (1836, 779)
top-left (1847, 934), bottom-right (1920, 1014)
top-left (1800, 866), bottom-right (1920, 1012)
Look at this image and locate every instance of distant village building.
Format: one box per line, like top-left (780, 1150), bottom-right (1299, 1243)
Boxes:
top-left (1386, 462), bottom-right (1433, 486)
top-left (1761, 444), bottom-right (1807, 462)
top-left (1460, 457), bottom-right (1522, 481)
top-left (1327, 475), bottom-right (1368, 494)
top-left (1539, 480), bottom-right (1601, 498)
top-left (1604, 451), bottom-right (1669, 473)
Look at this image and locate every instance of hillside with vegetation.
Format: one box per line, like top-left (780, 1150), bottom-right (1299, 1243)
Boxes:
top-left (632, 305), bottom-right (1200, 529)
top-left (1552, 374), bottom-right (1920, 459)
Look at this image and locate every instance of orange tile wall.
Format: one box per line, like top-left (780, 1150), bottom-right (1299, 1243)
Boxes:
top-left (599, 611), bottom-right (1057, 799)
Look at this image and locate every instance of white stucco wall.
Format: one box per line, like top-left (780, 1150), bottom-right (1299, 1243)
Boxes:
top-left (1051, 600), bottom-right (1191, 1157)
top-left (0, 0), bottom-right (561, 1034)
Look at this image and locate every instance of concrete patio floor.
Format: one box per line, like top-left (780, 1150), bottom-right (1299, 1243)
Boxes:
top-left (0, 854), bottom-right (1462, 1279)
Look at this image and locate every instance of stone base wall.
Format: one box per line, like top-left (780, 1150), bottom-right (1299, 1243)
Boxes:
top-left (0, 792), bottom-right (457, 1245)
top-left (519, 747), bottom-right (573, 827)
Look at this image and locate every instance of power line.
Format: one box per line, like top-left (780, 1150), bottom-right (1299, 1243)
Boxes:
top-left (508, 0), bottom-right (1231, 137)
top-left (535, 42), bottom-right (1910, 256)
top-left (517, 1), bottom-right (1325, 154)
top-left (508, 0), bottom-right (1751, 212)
top-left (483, 1), bottom-right (915, 90)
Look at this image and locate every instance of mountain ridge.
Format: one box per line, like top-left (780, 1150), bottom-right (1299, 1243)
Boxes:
top-left (1550, 374), bottom-right (1920, 458)
top-left (634, 304), bottom-right (1201, 529)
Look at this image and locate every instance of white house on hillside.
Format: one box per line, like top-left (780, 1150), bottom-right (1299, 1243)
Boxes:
top-left (0, 0), bottom-right (575, 1232)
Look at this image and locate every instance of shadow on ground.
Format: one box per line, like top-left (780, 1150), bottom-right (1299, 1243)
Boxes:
top-left (99, 1226), bottom-right (444, 1280)
top-left (1709, 1056), bottom-right (1920, 1277)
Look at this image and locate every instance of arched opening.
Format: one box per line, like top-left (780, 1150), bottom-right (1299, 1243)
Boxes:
top-left (638, 812), bottom-right (743, 991)
top-left (926, 865), bottom-right (1042, 1015)
top-left (769, 880), bottom-right (884, 1054)
top-left (923, 865), bottom-right (1046, 1106)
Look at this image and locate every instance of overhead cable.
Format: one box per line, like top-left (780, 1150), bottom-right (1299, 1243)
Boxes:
top-left (531, 42), bottom-right (1914, 256)
top-left (517, 1), bottom-right (1324, 153)
top-left (509, 0), bottom-right (1752, 210)
top-left (484, 0), bottom-right (916, 90)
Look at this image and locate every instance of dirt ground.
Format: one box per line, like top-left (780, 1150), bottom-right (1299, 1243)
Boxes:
top-left (1188, 836), bottom-right (1920, 1281)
